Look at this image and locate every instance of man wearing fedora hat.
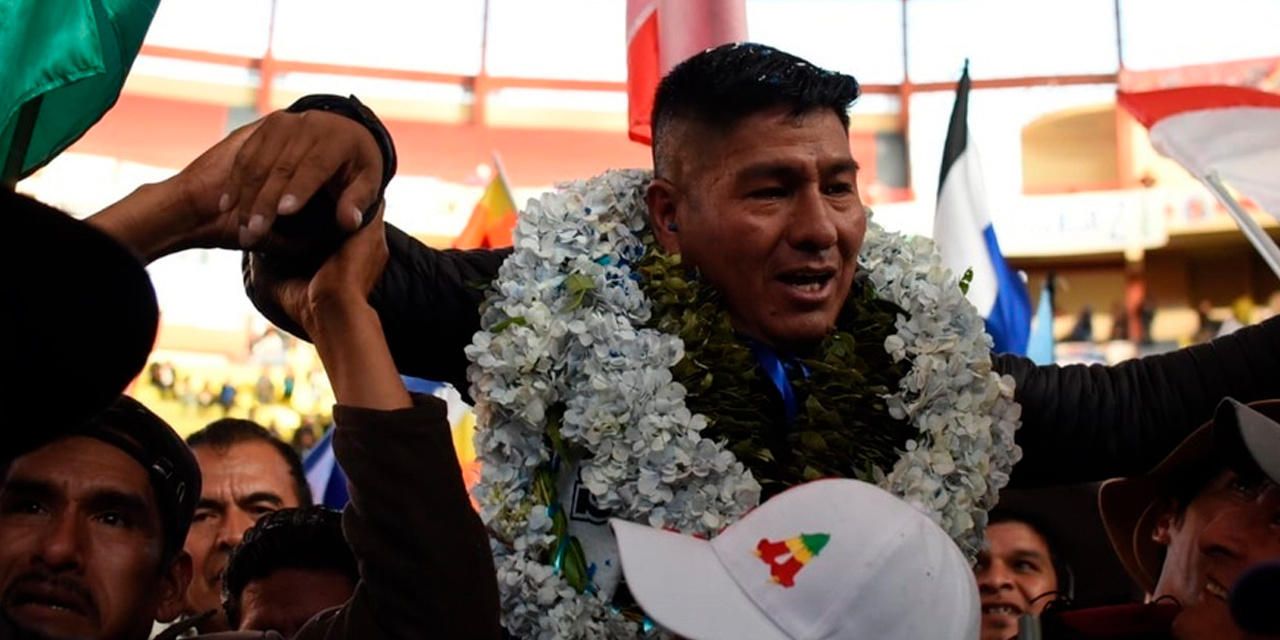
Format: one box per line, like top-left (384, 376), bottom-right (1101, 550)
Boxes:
top-left (1063, 397), bottom-right (1280, 640)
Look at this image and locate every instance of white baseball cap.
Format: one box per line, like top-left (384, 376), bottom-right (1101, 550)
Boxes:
top-left (611, 479), bottom-right (980, 640)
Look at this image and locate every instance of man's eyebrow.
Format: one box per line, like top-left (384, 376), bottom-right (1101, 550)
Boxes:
top-left (196, 497), bottom-right (225, 511)
top-left (84, 489), bottom-right (151, 523)
top-left (1008, 549), bottom-right (1049, 563)
top-left (735, 159), bottom-right (861, 182)
top-left (824, 158), bottom-right (860, 177)
top-left (736, 161), bottom-right (805, 182)
top-left (0, 477), bottom-right (57, 501)
top-left (238, 492), bottom-right (285, 507)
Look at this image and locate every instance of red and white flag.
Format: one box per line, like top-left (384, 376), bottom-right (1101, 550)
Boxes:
top-left (626, 0), bottom-right (747, 145)
top-left (1119, 85), bottom-right (1280, 223)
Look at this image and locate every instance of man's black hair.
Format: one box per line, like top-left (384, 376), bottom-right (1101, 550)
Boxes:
top-left (186, 419), bottom-right (313, 507)
top-left (221, 506), bottom-right (356, 629)
top-left (650, 42), bottom-right (862, 179)
top-left (988, 507), bottom-right (1076, 599)
top-left (1165, 455), bottom-right (1228, 517)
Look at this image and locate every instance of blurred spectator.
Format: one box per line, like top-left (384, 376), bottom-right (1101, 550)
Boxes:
top-left (1108, 301), bottom-right (1129, 341)
top-left (283, 368), bottom-right (296, 401)
top-left (1066, 305), bottom-right (1094, 342)
top-left (1216, 295), bottom-right (1254, 338)
top-left (218, 380), bottom-right (237, 416)
top-left (197, 382), bottom-right (216, 415)
top-left (291, 425), bottom-right (318, 457)
top-left (1137, 297), bottom-right (1156, 345)
top-left (1265, 291), bottom-right (1280, 321)
top-left (1194, 299), bottom-right (1222, 344)
top-left (255, 370), bottom-right (275, 405)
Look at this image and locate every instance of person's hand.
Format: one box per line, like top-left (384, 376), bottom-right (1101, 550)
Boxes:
top-left (164, 120), bottom-right (263, 249)
top-left (245, 202), bottom-right (389, 339)
top-left (224, 109), bottom-right (384, 251)
top-left (88, 120), bottom-right (261, 260)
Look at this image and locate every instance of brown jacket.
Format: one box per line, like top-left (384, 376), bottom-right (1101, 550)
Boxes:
top-left (191, 396), bottom-right (501, 640)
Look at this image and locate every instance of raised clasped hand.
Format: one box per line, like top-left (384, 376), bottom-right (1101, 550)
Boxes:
top-left (220, 109), bottom-right (384, 252)
top-left (246, 201), bottom-right (389, 340)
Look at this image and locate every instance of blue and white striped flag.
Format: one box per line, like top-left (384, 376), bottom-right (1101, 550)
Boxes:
top-left (933, 62), bottom-right (1032, 355)
top-left (1027, 274), bottom-right (1056, 365)
top-left (302, 375), bottom-right (466, 510)
top-left (304, 426), bottom-right (349, 510)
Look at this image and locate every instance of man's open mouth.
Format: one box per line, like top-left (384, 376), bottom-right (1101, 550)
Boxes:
top-left (777, 269), bottom-right (835, 293)
top-left (7, 582), bottom-right (92, 619)
top-left (981, 603), bottom-right (1023, 616)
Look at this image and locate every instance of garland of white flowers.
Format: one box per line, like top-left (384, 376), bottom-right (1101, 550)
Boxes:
top-left (464, 169), bottom-right (1022, 639)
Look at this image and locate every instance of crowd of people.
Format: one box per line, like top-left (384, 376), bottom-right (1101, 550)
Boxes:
top-left (4, 43), bottom-right (1279, 640)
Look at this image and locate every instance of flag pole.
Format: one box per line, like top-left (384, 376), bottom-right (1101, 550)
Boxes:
top-left (490, 150), bottom-right (516, 206)
top-left (1202, 171), bottom-right (1280, 281)
top-left (2, 96), bottom-right (42, 189)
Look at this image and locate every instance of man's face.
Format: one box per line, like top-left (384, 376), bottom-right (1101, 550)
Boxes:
top-left (1153, 470), bottom-right (1280, 640)
top-left (184, 440), bottom-right (301, 629)
top-left (0, 437), bottom-right (188, 640)
top-left (649, 107), bottom-right (866, 353)
top-left (974, 521), bottom-right (1059, 640)
top-left (236, 568), bottom-right (354, 638)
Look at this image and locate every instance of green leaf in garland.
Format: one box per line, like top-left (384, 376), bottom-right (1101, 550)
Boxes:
top-left (551, 507), bottom-right (568, 542)
top-left (563, 273), bottom-right (596, 311)
top-left (562, 536), bottom-right (590, 592)
top-left (491, 316), bottom-right (528, 333)
top-left (545, 406), bottom-right (569, 461)
top-left (532, 467), bottom-right (557, 505)
top-left (799, 431), bottom-right (828, 453)
top-left (959, 268), bottom-right (974, 295)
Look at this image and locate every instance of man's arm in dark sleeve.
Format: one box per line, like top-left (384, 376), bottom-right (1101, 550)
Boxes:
top-left (372, 226), bottom-right (511, 393)
top-left (997, 315), bottom-right (1279, 488)
top-left (247, 224), bottom-right (510, 394)
top-left (304, 396), bottom-right (501, 640)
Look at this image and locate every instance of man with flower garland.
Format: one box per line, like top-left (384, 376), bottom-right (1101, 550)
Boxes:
top-left (89, 42), bottom-right (1277, 639)
top-left (219, 43), bottom-right (1278, 489)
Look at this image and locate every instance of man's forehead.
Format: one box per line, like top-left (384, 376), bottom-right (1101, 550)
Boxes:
top-left (6, 436), bottom-right (157, 502)
top-left (192, 440), bottom-right (298, 501)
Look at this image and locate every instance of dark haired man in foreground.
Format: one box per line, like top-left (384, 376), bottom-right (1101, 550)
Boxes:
top-left (220, 507), bottom-right (357, 638)
top-left (0, 397), bottom-right (200, 640)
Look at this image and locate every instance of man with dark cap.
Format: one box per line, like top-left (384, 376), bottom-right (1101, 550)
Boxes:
top-left (0, 396), bottom-right (201, 640)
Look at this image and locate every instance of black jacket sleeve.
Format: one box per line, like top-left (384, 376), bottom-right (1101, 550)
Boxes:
top-left (247, 223), bottom-right (510, 397)
top-left (998, 315), bottom-right (1280, 488)
top-left (367, 225), bottom-right (510, 394)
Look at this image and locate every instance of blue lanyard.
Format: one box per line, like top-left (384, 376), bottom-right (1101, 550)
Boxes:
top-left (749, 341), bottom-right (810, 424)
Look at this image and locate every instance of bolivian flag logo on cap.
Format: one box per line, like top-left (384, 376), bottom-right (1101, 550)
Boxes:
top-left (755, 533), bottom-right (830, 587)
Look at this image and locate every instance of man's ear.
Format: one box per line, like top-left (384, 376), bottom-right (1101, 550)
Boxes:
top-left (155, 549), bottom-right (193, 623)
top-left (646, 178), bottom-right (681, 255)
top-left (1150, 502), bottom-right (1179, 547)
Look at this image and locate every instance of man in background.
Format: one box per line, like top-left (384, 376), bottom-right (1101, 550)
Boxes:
top-left (180, 420), bottom-right (312, 633)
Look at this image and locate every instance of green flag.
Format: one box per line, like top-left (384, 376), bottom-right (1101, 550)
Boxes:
top-left (1, 0), bottom-right (160, 186)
